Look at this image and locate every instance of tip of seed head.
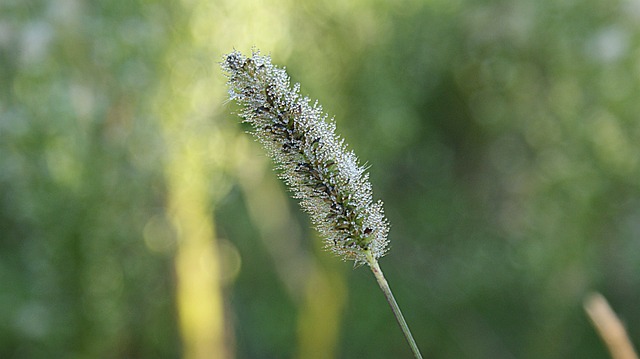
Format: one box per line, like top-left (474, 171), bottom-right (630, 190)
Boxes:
top-left (224, 51), bottom-right (245, 71)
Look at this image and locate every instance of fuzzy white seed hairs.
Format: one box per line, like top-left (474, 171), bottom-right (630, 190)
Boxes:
top-left (222, 50), bottom-right (389, 265)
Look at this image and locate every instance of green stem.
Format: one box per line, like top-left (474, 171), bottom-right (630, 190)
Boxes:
top-left (366, 251), bottom-right (424, 359)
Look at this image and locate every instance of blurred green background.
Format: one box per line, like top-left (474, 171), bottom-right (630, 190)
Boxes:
top-left (2, 0), bottom-right (640, 358)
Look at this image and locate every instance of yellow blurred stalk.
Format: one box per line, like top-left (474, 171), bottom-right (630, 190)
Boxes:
top-left (157, 85), bottom-right (229, 357)
top-left (166, 144), bottom-right (227, 359)
top-left (296, 257), bottom-right (346, 359)
top-left (155, 1), bottom-right (230, 357)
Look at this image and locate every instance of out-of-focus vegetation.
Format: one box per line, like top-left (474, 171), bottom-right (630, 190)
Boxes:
top-left (2, 0), bottom-right (639, 358)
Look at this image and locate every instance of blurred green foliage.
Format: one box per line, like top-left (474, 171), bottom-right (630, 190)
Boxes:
top-left (2, 0), bottom-right (640, 358)
top-left (0, 0), bottom-right (179, 357)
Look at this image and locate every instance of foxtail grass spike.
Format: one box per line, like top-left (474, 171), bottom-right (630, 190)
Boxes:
top-left (222, 49), bottom-right (389, 265)
top-left (222, 49), bottom-right (423, 358)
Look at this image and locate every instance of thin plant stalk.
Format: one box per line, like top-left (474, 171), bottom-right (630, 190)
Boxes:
top-left (366, 251), bottom-right (424, 359)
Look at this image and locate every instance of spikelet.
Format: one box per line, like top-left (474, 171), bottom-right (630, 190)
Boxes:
top-left (222, 49), bottom-right (389, 264)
